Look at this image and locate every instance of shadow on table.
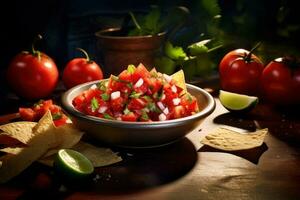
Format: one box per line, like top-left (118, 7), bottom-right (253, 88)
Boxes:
top-left (13, 137), bottom-right (197, 199)
top-left (198, 143), bottom-right (268, 165)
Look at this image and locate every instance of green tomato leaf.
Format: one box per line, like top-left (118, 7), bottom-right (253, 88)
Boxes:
top-left (164, 41), bottom-right (187, 60)
top-left (154, 56), bottom-right (176, 75)
top-left (187, 39), bottom-right (211, 55)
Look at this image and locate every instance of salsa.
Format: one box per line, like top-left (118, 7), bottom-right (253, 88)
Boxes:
top-left (72, 64), bottom-right (199, 122)
top-left (19, 99), bottom-right (69, 127)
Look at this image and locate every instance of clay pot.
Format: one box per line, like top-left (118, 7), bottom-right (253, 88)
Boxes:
top-left (95, 28), bottom-right (166, 77)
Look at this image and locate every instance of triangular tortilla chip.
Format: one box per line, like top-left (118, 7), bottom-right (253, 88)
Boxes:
top-left (0, 111), bottom-right (57, 183)
top-left (43, 123), bottom-right (84, 157)
top-left (0, 122), bottom-right (37, 145)
top-left (201, 128), bottom-right (268, 151)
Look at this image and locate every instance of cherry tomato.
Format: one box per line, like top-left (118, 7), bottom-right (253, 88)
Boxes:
top-left (6, 35), bottom-right (58, 100)
top-left (219, 48), bottom-right (264, 95)
top-left (261, 57), bottom-right (300, 105)
top-left (62, 48), bottom-right (103, 89)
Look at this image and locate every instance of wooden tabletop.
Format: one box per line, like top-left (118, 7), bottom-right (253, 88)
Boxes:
top-left (1, 96), bottom-right (300, 200)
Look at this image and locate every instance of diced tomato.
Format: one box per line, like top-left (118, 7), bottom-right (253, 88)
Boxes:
top-left (127, 98), bottom-right (147, 110)
top-left (110, 97), bottom-right (125, 112)
top-left (121, 112), bottom-right (138, 122)
top-left (53, 114), bottom-right (68, 127)
top-left (132, 63), bottom-right (150, 82)
top-left (19, 107), bottom-right (36, 121)
top-left (145, 77), bottom-right (163, 94)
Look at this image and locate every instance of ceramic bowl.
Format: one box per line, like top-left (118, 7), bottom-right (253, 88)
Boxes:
top-left (61, 80), bottom-right (215, 148)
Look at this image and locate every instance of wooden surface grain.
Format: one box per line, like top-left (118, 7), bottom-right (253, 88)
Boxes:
top-left (1, 99), bottom-right (300, 200)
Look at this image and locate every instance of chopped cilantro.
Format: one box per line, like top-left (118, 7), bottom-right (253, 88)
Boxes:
top-left (101, 93), bottom-right (110, 101)
top-left (52, 113), bottom-right (62, 120)
top-left (147, 102), bottom-right (161, 113)
top-left (127, 82), bottom-right (133, 89)
top-left (143, 95), bottom-right (152, 102)
top-left (141, 111), bottom-right (149, 121)
top-left (91, 97), bottom-right (99, 112)
top-left (127, 64), bottom-right (136, 74)
top-left (130, 91), bottom-right (142, 98)
top-left (97, 81), bottom-right (107, 92)
top-left (123, 107), bottom-right (131, 115)
top-left (186, 93), bottom-right (193, 103)
top-left (103, 113), bottom-right (114, 120)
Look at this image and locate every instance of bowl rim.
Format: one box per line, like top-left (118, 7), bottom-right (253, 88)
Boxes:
top-left (61, 80), bottom-right (215, 128)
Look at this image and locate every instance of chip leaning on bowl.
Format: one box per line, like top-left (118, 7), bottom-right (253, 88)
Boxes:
top-left (62, 63), bottom-right (215, 148)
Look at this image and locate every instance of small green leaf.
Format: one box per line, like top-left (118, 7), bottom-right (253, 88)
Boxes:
top-left (147, 102), bottom-right (161, 113)
top-left (123, 107), bottom-right (131, 115)
top-left (91, 97), bottom-right (99, 112)
top-left (165, 41), bottom-right (187, 60)
top-left (97, 81), bottom-right (107, 92)
top-left (101, 93), bottom-right (110, 101)
top-left (187, 39), bottom-right (211, 55)
top-left (127, 64), bottom-right (136, 74)
top-left (141, 111), bottom-right (149, 121)
top-left (52, 113), bottom-right (62, 120)
top-left (130, 91), bottom-right (142, 98)
top-left (103, 113), bottom-right (114, 120)
top-left (127, 82), bottom-right (133, 89)
top-left (154, 56), bottom-right (176, 75)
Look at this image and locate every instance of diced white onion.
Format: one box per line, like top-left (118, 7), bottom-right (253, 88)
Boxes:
top-left (173, 98), bottom-right (181, 106)
top-left (134, 78), bottom-right (144, 88)
top-left (111, 91), bottom-right (120, 100)
top-left (163, 74), bottom-right (172, 82)
top-left (161, 93), bottom-right (166, 100)
top-left (163, 107), bottom-right (169, 115)
top-left (116, 117), bottom-right (122, 121)
top-left (66, 118), bottom-right (72, 124)
top-left (171, 85), bottom-right (177, 93)
top-left (157, 101), bottom-right (165, 110)
top-left (159, 113), bottom-right (167, 121)
top-left (90, 84), bottom-right (97, 89)
top-left (98, 106), bottom-right (108, 114)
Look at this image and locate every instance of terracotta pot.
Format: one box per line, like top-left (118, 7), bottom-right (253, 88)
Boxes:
top-left (95, 28), bottom-right (166, 77)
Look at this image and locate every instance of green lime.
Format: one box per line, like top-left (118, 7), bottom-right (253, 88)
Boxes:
top-left (54, 149), bottom-right (94, 179)
top-left (219, 90), bottom-right (258, 112)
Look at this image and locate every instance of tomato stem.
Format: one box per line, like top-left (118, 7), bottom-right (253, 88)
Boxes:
top-left (31, 34), bottom-right (42, 61)
top-left (76, 48), bottom-right (92, 63)
top-left (245, 42), bottom-right (261, 62)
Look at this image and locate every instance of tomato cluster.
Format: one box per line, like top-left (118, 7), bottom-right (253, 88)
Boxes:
top-left (19, 99), bottom-right (68, 127)
top-left (6, 36), bottom-right (103, 100)
top-left (72, 64), bottom-right (199, 122)
top-left (219, 48), bottom-right (300, 105)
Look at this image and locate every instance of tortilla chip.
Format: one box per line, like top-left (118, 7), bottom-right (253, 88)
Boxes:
top-left (72, 142), bottom-right (122, 167)
top-left (200, 128), bottom-right (268, 151)
top-left (171, 70), bottom-right (187, 94)
top-left (39, 141), bottom-right (122, 168)
top-left (0, 122), bottom-right (37, 145)
top-left (0, 111), bottom-right (57, 183)
top-left (43, 124), bottom-right (84, 157)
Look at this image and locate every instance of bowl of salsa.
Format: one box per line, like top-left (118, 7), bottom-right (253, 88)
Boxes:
top-left (61, 64), bottom-right (215, 148)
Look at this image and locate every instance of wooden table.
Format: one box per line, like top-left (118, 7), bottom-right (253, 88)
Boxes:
top-left (1, 95), bottom-right (300, 200)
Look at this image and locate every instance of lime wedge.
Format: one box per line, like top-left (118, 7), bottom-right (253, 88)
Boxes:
top-left (54, 149), bottom-right (94, 179)
top-left (219, 90), bottom-right (258, 112)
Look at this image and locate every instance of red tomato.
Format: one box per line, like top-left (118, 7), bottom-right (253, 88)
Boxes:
top-left (219, 48), bottom-right (264, 95)
top-left (62, 48), bottom-right (103, 89)
top-left (7, 49), bottom-right (58, 100)
top-left (261, 57), bottom-right (300, 105)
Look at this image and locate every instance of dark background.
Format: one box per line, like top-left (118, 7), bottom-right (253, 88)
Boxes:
top-left (0, 0), bottom-right (299, 112)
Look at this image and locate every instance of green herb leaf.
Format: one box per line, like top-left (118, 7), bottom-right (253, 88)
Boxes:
top-left (141, 111), bottom-right (149, 121)
top-left (123, 107), bottom-right (131, 115)
top-left (101, 93), bottom-right (110, 101)
top-left (97, 81), bottom-right (107, 92)
top-left (91, 97), bottom-right (99, 112)
top-left (127, 64), bottom-right (136, 74)
top-left (130, 91), bottom-right (142, 98)
top-left (52, 113), bottom-right (62, 120)
top-left (147, 102), bottom-right (161, 113)
top-left (127, 82), bottom-right (133, 89)
top-left (165, 41), bottom-right (187, 60)
top-left (103, 113), bottom-right (114, 120)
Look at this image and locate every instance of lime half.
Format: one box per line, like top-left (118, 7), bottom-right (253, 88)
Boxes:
top-left (219, 90), bottom-right (258, 112)
top-left (54, 149), bottom-right (94, 179)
